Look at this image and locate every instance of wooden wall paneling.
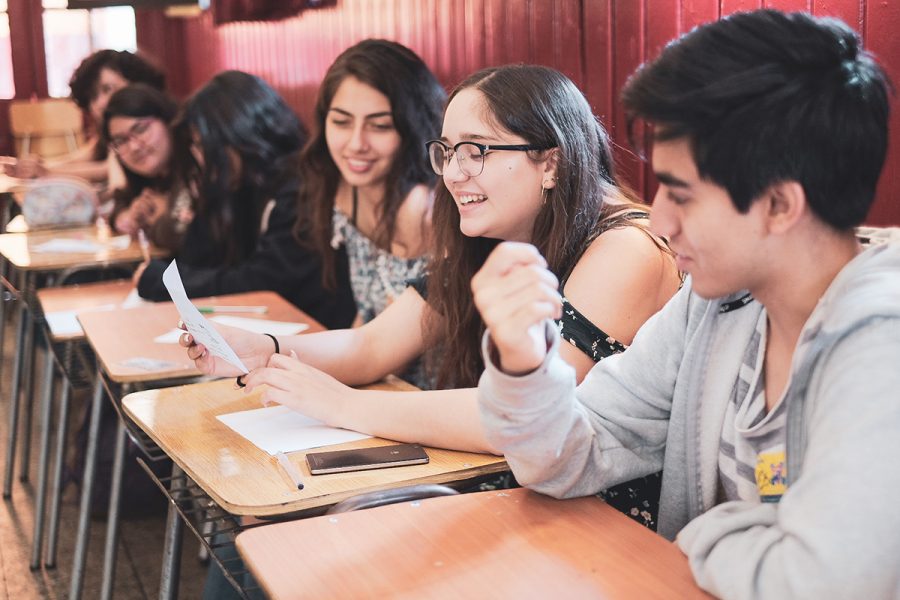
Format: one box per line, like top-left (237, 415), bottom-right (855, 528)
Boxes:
top-left (678, 0), bottom-right (721, 32)
top-left (610, 0), bottom-right (647, 199)
top-left (763, 0), bottom-right (813, 12)
top-left (719, 0), bottom-right (761, 14)
top-left (862, 0), bottom-right (900, 225)
top-left (811, 0), bottom-right (863, 29)
top-left (555, 0), bottom-right (584, 85)
top-left (463, 0), bottom-right (485, 80)
top-left (582, 0), bottom-right (614, 130)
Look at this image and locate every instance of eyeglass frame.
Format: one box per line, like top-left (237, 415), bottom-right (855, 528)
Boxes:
top-left (425, 139), bottom-right (555, 177)
top-left (108, 117), bottom-right (155, 153)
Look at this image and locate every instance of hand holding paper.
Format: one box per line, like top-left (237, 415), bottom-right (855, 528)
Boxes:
top-left (162, 260), bottom-right (249, 374)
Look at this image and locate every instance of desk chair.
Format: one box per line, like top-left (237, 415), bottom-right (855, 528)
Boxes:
top-left (8, 98), bottom-right (84, 158)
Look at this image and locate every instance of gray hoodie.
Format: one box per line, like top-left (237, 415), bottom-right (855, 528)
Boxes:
top-left (478, 241), bottom-right (900, 599)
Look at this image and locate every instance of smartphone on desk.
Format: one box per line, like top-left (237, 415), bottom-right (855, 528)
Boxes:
top-left (306, 443), bottom-right (429, 475)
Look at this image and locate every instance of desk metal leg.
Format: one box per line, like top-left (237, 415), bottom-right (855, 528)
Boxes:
top-left (100, 380), bottom-right (129, 600)
top-left (45, 374), bottom-right (71, 569)
top-left (68, 376), bottom-right (105, 600)
top-left (19, 310), bottom-right (38, 483)
top-left (30, 339), bottom-right (56, 569)
top-left (159, 463), bottom-right (185, 600)
top-left (3, 299), bottom-right (28, 498)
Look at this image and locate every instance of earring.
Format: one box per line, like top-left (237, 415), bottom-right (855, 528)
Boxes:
top-left (541, 180), bottom-right (553, 205)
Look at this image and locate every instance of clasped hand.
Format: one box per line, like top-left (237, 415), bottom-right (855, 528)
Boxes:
top-left (471, 241), bottom-right (562, 376)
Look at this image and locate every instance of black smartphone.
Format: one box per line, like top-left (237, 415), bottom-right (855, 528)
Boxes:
top-left (306, 443), bottom-right (429, 475)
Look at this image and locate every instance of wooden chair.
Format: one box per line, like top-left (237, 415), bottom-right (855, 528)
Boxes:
top-left (8, 99), bottom-right (85, 158)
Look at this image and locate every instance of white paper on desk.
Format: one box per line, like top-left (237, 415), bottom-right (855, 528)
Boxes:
top-left (216, 405), bottom-right (371, 455)
top-left (209, 315), bottom-right (309, 336)
top-left (32, 239), bottom-right (105, 254)
top-left (121, 287), bottom-right (150, 309)
top-left (45, 303), bottom-right (117, 336)
top-left (161, 260), bottom-right (248, 374)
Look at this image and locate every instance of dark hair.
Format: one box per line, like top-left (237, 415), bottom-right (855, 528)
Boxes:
top-left (101, 84), bottom-right (179, 225)
top-left (622, 9), bottom-right (891, 230)
top-left (173, 70), bottom-right (308, 265)
top-left (69, 49), bottom-right (165, 113)
top-left (426, 64), bottom-right (633, 389)
top-left (293, 39), bottom-right (445, 289)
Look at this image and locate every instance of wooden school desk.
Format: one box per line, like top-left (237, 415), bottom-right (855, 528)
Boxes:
top-left (237, 487), bottom-right (712, 600)
top-left (74, 290), bottom-right (317, 600)
top-left (29, 279), bottom-right (134, 571)
top-left (0, 225), bottom-right (160, 501)
top-left (122, 378), bottom-right (509, 599)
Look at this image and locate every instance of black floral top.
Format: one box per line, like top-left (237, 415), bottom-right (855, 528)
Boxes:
top-left (556, 209), bottom-right (663, 531)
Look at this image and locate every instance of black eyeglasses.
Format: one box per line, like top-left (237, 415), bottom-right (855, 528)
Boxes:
top-left (109, 118), bottom-right (153, 153)
top-left (425, 140), bottom-right (554, 177)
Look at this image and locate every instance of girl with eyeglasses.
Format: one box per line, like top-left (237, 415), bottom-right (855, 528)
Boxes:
top-left (131, 70), bottom-right (357, 330)
top-left (182, 64), bottom-right (681, 527)
top-left (102, 84), bottom-right (189, 253)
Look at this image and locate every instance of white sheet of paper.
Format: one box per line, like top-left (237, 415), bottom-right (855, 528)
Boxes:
top-left (161, 260), bottom-right (248, 374)
top-left (121, 287), bottom-right (150, 309)
top-left (209, 315), bottom-right (309, 336)
top-left (31, 235), bottom-right (130, 254)
top-left (45, 303), bottom-right (117, 336)
top-left (32, 239), bottom-right (105, 254)
top-left (216, 405), bottom-right (371, 455)
top-left (153, 329), bottom-right (184, 344)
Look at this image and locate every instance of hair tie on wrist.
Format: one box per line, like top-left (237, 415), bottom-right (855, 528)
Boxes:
top-left (235, 375), bottom-right (246, 388)
top-left (263, 333), bottom-right (280, 355)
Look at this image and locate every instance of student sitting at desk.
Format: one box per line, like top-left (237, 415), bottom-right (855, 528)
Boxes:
top-left (182, 64), bottom-right (681, 527)
top-left (136, 70), bottom-right (357, 330)
top-left (5, 49), bottom-right (165, 185)
top-left (293, 39), bottom-right (444, 385)
top-left (102, 84), bottom-right (189, 253)
top-left (471, 10), bottom-right (900, 599)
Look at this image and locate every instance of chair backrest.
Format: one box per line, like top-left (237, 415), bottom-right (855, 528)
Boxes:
top-left (8, 98), bottom-right (85, 158)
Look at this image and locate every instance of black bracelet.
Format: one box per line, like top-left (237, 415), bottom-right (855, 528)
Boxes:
top-left (263, 332), bottom-right (280, 355)
top-left (235, 333), bottom-right (280, 388)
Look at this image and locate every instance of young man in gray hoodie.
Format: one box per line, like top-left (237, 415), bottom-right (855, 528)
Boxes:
top-left (474, 9), bottom-right (900, 599)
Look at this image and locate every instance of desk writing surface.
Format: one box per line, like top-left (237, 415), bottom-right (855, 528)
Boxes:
top-left (0, 226), bottom-right (159, 271)
top-left (236, 488), bottom-right (711, 600)
top-left (122, 378), bottom-right (508, 516)
top-left (78, 290), bottom-right (321, 384)
top-left (36, 279), bottom-right (134, 341)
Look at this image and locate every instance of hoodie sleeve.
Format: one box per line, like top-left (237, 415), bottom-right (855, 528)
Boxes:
top-left (677, 318), bottom-right (900, 600)
top-left (477, 282), bottom-right (695, 498)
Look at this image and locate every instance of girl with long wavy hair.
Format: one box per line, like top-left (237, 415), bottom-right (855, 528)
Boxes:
top-left (182, 64), bottom-right (681, 526)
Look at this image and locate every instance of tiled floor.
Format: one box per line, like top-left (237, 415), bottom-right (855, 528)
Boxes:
top-left (0, 309), bottom-right (207, 599)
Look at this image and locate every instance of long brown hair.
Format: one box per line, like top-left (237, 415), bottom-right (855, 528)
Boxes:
top-left (425, 65), bottom-right (637, 389)
top-left (293, 39), bottom-right (446, 289)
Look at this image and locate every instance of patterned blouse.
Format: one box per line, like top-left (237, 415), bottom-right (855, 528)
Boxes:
top-left (331, 210), bottom-right (429, 324)
top-left (331, 196), bottom-right (430, 388)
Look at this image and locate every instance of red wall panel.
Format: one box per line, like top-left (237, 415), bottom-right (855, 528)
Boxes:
top-left (137, 0), bottom-right (899, 226)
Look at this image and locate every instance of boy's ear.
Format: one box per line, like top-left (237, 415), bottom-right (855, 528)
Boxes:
top-left (764, 180), bottom-right (807, 234)
top-left (542, 149), bottom-right (560, 189)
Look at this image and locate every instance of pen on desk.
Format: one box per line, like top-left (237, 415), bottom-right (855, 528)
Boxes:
top-left (275, 451), bottom-right (304, 490)
top-left (137, 229), bottom-right (151, 263)
top-left (197, 305), bottom-right (268, 314)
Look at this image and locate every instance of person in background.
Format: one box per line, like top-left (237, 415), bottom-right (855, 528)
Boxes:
top-left (136, 70), bottom-right (357, 330)
top-left (183, 64), bottom-right (681, 528)
top-left (293, 39), bottom-right (443, 386)
top-left (473, 10), bottom-right (900, 599)
top-left (102, 84), bottom-right (189, 253)
top-left (6, 49), bottom-right (165, 184)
